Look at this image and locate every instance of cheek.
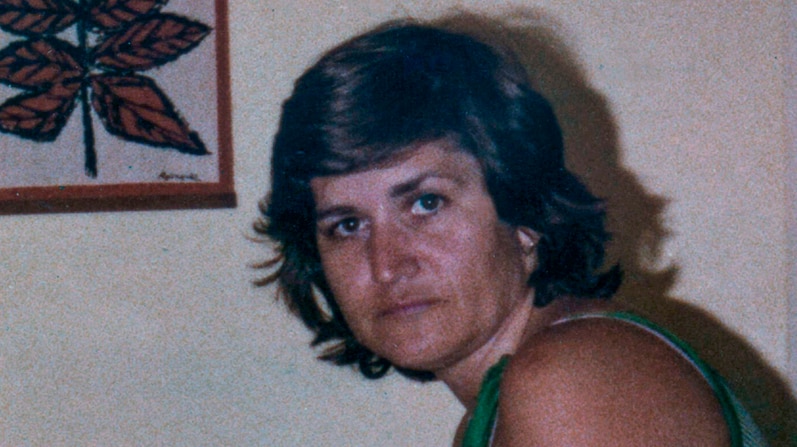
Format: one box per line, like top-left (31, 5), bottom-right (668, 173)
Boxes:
top-left (450, 225), bottom-right (524, 290)
top-left (318, 245), bottom-right (369, 309)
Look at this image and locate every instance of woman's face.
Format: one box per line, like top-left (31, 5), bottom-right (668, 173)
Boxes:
top-left (311, 141), bottom-right (535, 372)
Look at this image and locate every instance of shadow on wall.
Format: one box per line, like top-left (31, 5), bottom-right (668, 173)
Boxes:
top-left (434, 9), bottom-right (796, 446)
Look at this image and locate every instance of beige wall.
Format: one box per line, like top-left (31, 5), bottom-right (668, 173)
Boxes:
top-left (1, 1), bottom-right (794, 445)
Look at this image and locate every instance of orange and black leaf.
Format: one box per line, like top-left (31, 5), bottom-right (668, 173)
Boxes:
top-left (0, 0), bottom-right (78, 37)
top-left (0, 81), bottom-right (80, 140)
top-left (0, 37), bottom-right (84, 89)
top-left (88, 0), bottom-right (167, 31)
top-left (89, 73), bottom-right (208, 155)
top-left (92, 13), bottom-right (210, 71)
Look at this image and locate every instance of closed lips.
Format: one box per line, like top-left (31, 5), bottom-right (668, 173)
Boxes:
top-left (377, 299), bottom-right (442, 318)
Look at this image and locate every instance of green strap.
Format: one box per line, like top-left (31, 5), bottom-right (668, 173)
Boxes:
top-left (461, 355), bottom-right (510, 447)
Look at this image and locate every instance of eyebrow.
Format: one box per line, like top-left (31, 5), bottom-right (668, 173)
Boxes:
top-left (388, 170), bottom-right (442, 198)
top-left (315, 205), bottom-right (357, 223)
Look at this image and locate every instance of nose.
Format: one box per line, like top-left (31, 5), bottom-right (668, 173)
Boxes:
top-left (367, 220), bottom-right (419, 284)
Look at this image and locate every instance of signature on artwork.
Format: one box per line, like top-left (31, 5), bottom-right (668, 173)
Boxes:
top-left (0, 0), bottom-right (212, 177)
top-left (158, 171), bottom-right (200, 182)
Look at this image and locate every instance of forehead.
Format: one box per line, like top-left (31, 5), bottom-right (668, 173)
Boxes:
top-left (310, 141), bottom-right (484, 204)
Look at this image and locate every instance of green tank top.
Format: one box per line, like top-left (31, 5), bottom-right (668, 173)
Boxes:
top-left (460, 311), bottom-right (768, 447)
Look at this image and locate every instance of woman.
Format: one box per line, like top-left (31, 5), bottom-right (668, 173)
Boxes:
top-left (255, 19), bottom-right (767, 446)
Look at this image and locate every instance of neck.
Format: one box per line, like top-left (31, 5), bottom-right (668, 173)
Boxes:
top-left (433, 296), bottom-right (539, 409)
top-left (436, 296), bottom-right (611, 410)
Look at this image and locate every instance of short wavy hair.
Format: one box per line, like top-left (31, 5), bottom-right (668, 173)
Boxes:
top-left (254, 20), bottom-right (621, 380)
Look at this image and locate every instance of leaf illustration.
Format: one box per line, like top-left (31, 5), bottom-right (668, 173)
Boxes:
top-left (90, 73), bottom-right (208, 154)
top-left (93, 13), bottom-right (210, 71)
top-left (88, 0), bottom-right (167, 31)
top-left (0, 0), bottom-right (78, 36)
top-left (0, 1), bottom-right (214, 177)
top-left (0, 37), bottom-right (83, 90)
top-left (0, 81), bottom-right (80, 140)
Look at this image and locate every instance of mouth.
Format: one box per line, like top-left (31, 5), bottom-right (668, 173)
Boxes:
top-left (377, 298), bottom-right (442, 319)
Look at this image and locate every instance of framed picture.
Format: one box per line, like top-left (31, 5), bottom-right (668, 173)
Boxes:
top-left (0, 0), bottom-right (234, 214)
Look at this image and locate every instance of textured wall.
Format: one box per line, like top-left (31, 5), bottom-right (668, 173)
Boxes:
top-left (1, 1), bottom-right (794, 445)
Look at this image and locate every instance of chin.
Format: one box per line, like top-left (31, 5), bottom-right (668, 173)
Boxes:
top-left (376, 339), bottom-right (457, 373)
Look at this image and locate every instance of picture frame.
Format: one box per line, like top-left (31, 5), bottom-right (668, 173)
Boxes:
top-left (0, 0), bottom-right (235, 214)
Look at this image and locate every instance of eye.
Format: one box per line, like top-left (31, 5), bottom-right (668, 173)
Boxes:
top-left (411, 193), bottom-right (443, 216)
top-left (330, 217), bottom-right (361, 237)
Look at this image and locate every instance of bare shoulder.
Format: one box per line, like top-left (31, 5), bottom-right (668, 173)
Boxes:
top-left (492, 316), bottom-right (730, 447)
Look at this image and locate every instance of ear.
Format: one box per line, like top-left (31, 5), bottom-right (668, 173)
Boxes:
top-left (515, 226), bottom-right (540, 276)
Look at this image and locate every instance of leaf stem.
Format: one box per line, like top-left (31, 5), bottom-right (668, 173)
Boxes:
top-left (78, 0), bottom-right (97, 177)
